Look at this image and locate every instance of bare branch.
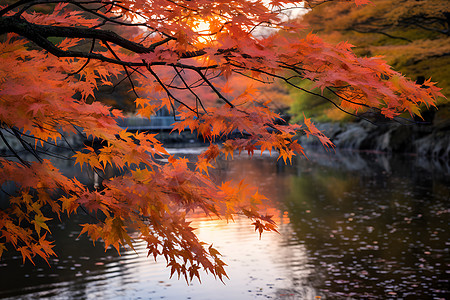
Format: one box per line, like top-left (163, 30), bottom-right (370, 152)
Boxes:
top-left (0, 129), bottom-right (31, 167)
top-left (67, 38), bottom-right (96, 76)
top-left (11, 127), bottom-right (43, 163)
top-left (173, 66), bottom-right (207, 115)
top-left (194, 69), bottom-right (235, 108)
top-left (147, 66), bottom-right (198, 115)
top-left (102, 40), bottom-right (139, 98)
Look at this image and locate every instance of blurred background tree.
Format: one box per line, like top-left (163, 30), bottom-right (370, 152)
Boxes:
top-left (290, 0), bottom-right (449, 122)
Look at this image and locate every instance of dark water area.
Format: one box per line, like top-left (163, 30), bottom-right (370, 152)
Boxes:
top-left (0, 148), bottom-right (448, 299)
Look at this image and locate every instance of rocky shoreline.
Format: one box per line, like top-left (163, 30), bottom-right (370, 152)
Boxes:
top-left (296, 119), bottom-right (450, 159)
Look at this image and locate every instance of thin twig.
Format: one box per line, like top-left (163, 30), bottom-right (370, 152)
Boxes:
top-left (0, 130), bottom-right (30, 167)
top-left (67, 38), bottom-right (96, 76)
top-left (103, 41), bottom-right (139, 98)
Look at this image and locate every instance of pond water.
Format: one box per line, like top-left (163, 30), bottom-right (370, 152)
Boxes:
top-left (0, 148), bottom-right (448, 299)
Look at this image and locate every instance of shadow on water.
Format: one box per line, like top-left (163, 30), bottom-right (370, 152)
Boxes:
top-left (279, 150), bottom-right (449, 299)
top-left (0, 147), bottom-right (448, 299)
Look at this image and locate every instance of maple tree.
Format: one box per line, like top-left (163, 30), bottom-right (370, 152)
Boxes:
top-left (0, 0), bottom-right (443, 282)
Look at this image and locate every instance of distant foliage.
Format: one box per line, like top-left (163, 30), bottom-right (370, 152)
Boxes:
top-left (301, 0), bottom-right (450, 97)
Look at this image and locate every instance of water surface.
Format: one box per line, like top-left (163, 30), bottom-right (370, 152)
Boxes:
top-left (0, 149), bottom-right (448, 299)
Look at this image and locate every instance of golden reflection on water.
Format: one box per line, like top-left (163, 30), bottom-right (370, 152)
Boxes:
top-left (112, 208), bottom-right (314, 300)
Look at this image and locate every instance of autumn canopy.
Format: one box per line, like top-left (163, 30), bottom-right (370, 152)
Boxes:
top-left (0, 0), bottom-right (442, 282)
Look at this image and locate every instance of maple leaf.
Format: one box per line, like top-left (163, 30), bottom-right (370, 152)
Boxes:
top-left (38, 233), bottom-right (56, 257)
top-left (196, 158), bottom-right (215, 175)
top-left (221, 140), bottom-right (235, 160)
top-left (134, 97), bottom-right (149, 108)
top-left (18, 246), bottom-right (34, 265)
top-left (251, 190), bottom-right (267, 206)
top-left (252, 220), bottom-right (264, 239)
top-left (0, 243), bottom-right (6, 259)
top-left (79, 223), bottom-right (102, 246)
top-left (73, 152), bottom-right (94, 171)
top-left (257, 139), bottom-right (274, 155)
top-left (27, 102), bottom-right (48, 117)
top-left (60, 195), bottom-right (79, 217)
top-left (201, 144), bottom-right (221, 162)
top-left (289, 140), bottom-right (306, 158)
top-left (32, 214), bottom-right (52, 237)
top-left (302, 115), bottom-right (334, 148)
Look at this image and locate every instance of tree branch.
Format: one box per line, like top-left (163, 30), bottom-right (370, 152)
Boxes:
top-left (352, 28), bottom-right (412, 42)
top-left (147, 66), bottom-right (198, 115)
top-left (173, 66), bottom-right (207, 116)
top-left (0, 129), bottom-right (30, 167)
top-left (0, 16), bottom-right (155, 53)
top-left (102, 40), bottom-right (139, 98)
top-left (0, 0), bottom-right (34, 17)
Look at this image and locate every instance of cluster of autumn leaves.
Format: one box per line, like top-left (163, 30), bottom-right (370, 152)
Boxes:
top-left (0, 0), bottom-right (443, 281)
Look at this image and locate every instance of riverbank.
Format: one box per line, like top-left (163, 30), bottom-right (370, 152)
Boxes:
top-left (296, 115), bottom-right (450, 159)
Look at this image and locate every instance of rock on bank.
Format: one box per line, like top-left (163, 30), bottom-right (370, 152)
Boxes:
top-left (297, 111), bottom-right (450, 159)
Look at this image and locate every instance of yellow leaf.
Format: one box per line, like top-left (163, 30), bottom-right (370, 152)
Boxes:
top-left (32, 214), bottom-right (52, 236)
